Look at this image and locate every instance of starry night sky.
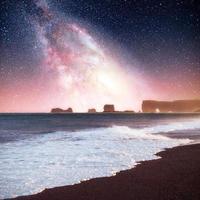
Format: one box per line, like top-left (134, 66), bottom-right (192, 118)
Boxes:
top-left (0, 0), bottom-right (200, 112)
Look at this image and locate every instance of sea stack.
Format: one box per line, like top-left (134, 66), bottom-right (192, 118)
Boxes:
top-left (88, 108), bottom-right (96, 113)
top-left (51, 107), bottom-right (73, 113)
top-left (66, 107), bottom-right (73, 113)
top-left (103, 104), bottom-right (115, 112)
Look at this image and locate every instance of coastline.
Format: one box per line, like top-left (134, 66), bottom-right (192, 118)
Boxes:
top-left (9, 143), bottom-right (200, 200)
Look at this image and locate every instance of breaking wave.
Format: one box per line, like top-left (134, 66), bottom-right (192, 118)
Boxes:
top-left (77, 118), bottom-right (200, 143)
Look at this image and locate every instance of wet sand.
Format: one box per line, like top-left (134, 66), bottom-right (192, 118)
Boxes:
top-left (10, 143), bottom-right (200, 200)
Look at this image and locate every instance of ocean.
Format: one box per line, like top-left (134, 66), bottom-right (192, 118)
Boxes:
top-left (0, 113), bottom-right (200, 199)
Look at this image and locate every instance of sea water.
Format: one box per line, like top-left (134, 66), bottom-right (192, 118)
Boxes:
top-left (0, 113), bottom-right (200, 199)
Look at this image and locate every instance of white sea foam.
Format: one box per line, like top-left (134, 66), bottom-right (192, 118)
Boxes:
top-left (0, 118), bottom-right (199, 198)
top-left (106, 118), bottom-right (200, 142)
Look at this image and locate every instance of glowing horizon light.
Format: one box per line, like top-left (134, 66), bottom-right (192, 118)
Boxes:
top-left (34, 13), bottom-right (143, 112)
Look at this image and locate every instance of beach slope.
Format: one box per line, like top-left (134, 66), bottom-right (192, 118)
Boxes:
top-left (11, 144), bottom-right (200, 200)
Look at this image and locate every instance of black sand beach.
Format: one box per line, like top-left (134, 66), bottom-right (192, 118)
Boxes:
top-left (10, 143), bottom-right (200, 200)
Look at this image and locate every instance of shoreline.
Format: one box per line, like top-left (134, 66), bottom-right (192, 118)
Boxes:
top-left (9, 143), bottom-right (200, 200)
top-left (1, 112), bottom-right (200, 115)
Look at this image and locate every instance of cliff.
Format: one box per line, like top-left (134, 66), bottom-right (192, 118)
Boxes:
top-left (51, 107), bottom-right (73, 113)
top-left (142, 100), bottom-right (200, 113)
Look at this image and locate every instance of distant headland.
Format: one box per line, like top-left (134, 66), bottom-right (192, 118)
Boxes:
top-left (142, 100), bottom-right (200, 113)
top-left (51, 99), bottom-right (200, 113)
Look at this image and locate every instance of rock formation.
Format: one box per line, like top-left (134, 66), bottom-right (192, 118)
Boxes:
top-left (88, 108), bottom-right (96, 113)
top-left (103, 104), bottom-right (115, 112)
top-left (51, 107), bottom-right (73, 113)
top-left (123, 110), bottom-right (135, 113)
top-left (66, 107), bottom-right (73, 113)
top-left (142, 100), bottom-right (200, 113)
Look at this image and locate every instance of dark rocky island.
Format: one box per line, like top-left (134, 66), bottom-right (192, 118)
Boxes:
top-left (103, 104), bottom-right (115, 112)
top-left (51, 107), bottom-right (73, 113)
top-left (142, 99), bottom-right (200, 113)
top-left (123, 110), bottom-right (135, 113)
top-left (88, 108), bottom-right (96, 113)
